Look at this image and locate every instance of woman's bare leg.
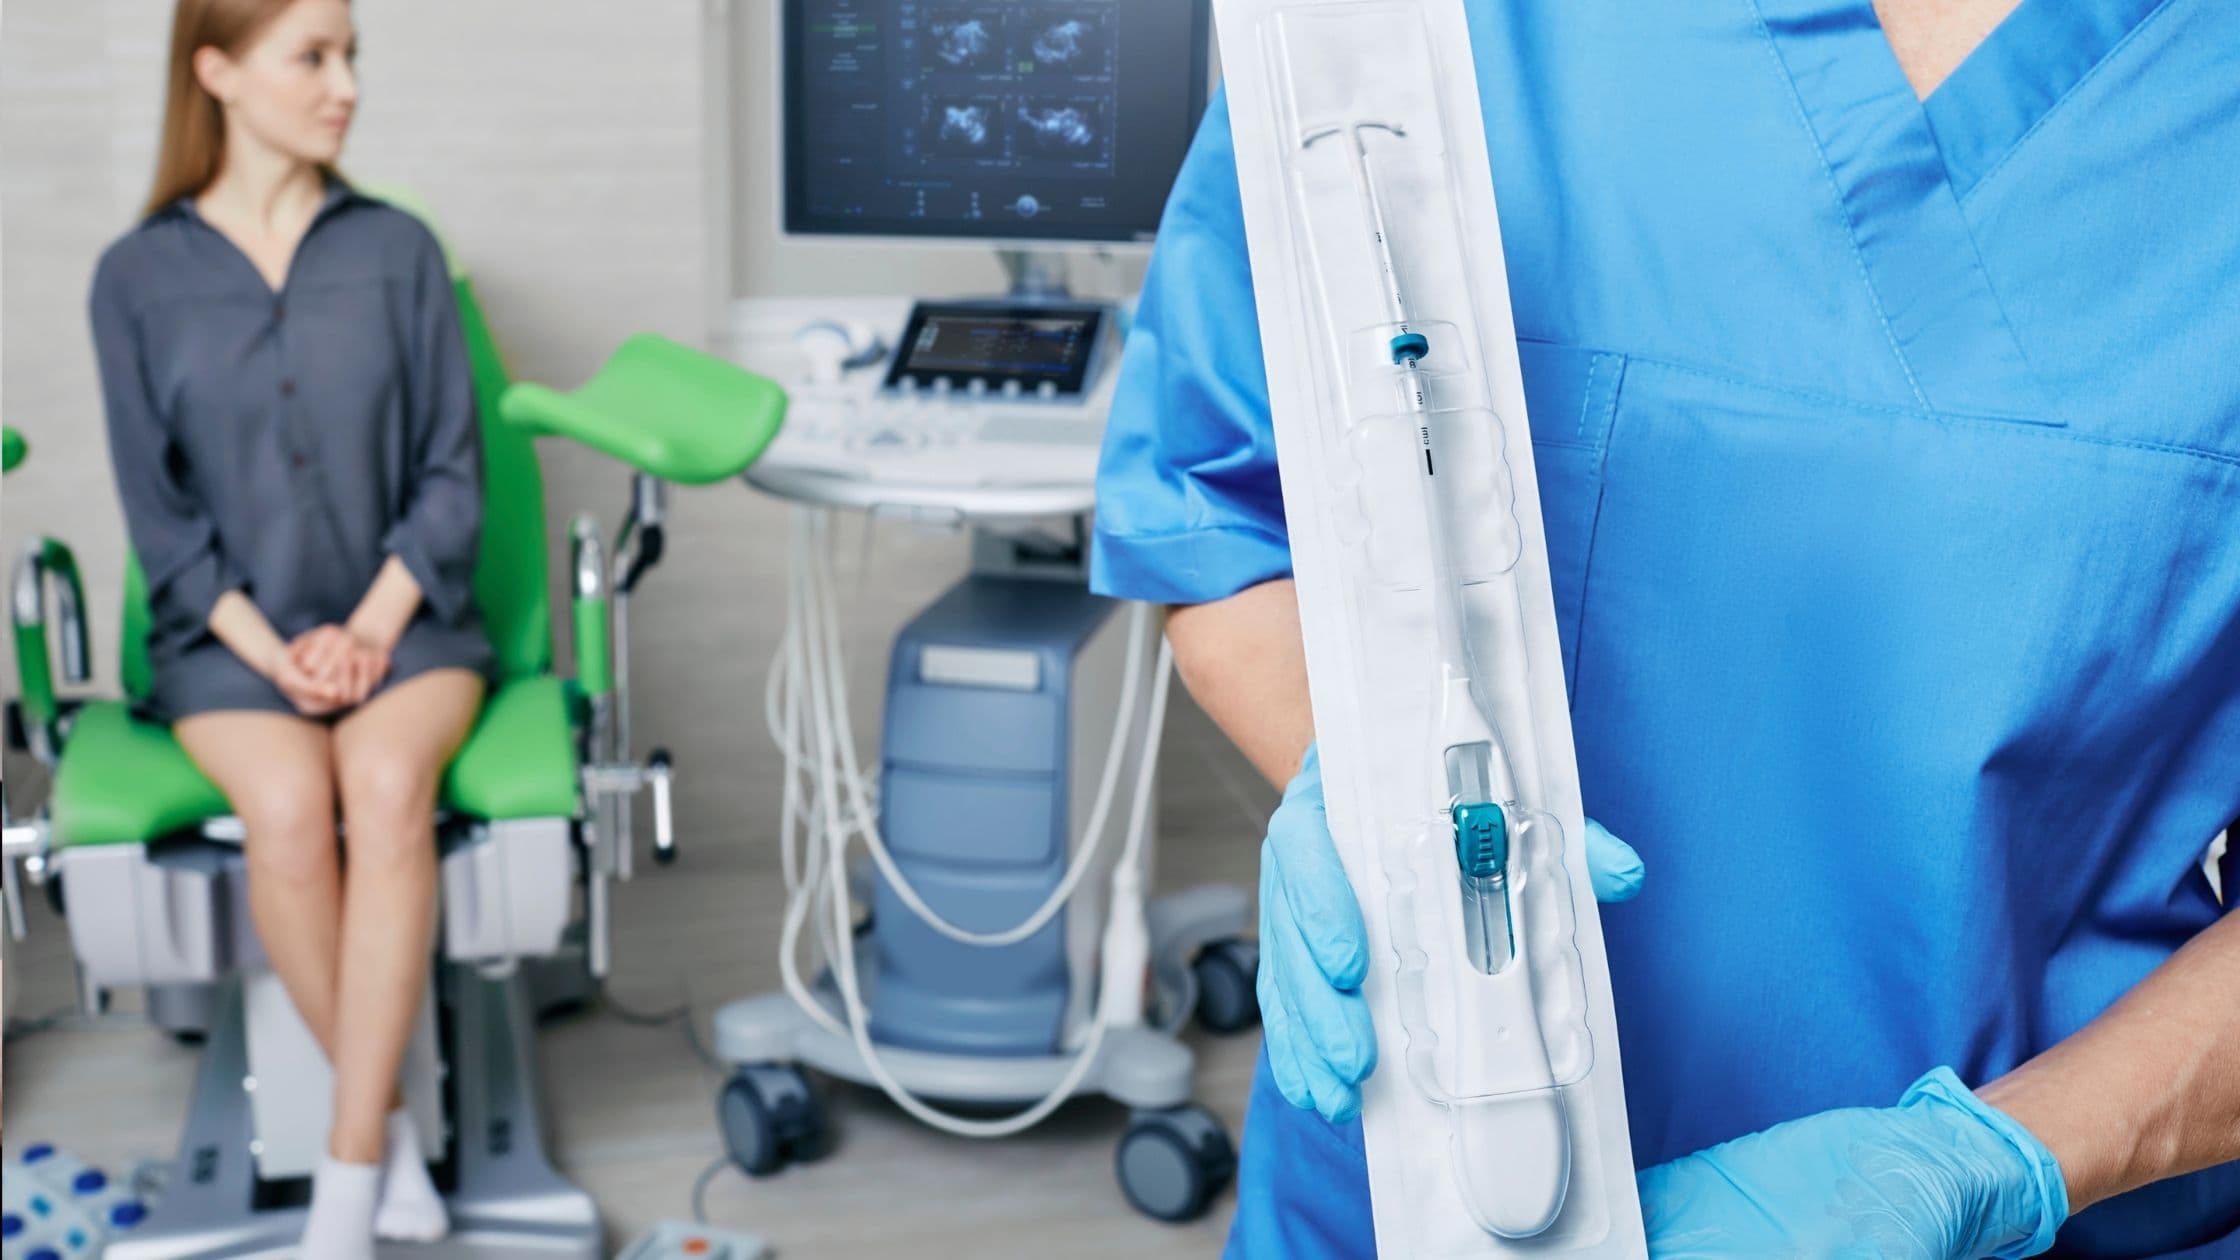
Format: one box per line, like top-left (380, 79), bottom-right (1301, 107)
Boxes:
top-left (174, 712), bottom-right (341, 1050)
top-left (325, 668), bottom-right (483, 1162)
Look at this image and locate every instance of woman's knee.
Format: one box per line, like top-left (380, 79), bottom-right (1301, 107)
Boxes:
top-left (238, 776), bottom-right (340, 884)
top-left (338, 748), bottom-right (442, 853)
top-left (234, 771), bottom-right (337, 846)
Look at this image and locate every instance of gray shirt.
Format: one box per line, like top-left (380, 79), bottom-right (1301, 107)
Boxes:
top-left (89, 180), bottom-right (487, 712)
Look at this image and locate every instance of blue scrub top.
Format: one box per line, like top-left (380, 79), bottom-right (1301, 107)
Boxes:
top-left (1092, 2), bottom-right (2240, 1256)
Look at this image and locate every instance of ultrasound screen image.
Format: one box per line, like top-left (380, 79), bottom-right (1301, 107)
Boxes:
top-left (1028, 16), bottom-right (1108, 71)
top-left (788, 0), bottom-right (1209, 242)
top-left (924, 13), bottom-right (1003, 73)
top-left (1015, 101), bottom-right (1103, 155)
top-left (929, 98), bottom-right (1000, 157)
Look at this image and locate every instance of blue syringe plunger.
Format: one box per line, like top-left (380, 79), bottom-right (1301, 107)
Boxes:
top-left (1454, 801), bottom-right (1508, 877)
top-left (1454, 799), bottom-right (1517, 972)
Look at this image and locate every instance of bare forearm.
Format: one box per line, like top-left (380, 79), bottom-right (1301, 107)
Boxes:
top-left (347, 555), bottom-right (425, 650)
top-left (1979, 908), bottom-right (2240, 1210)
top-left (1167, 578), bottom-right (1315, 788)
top-left (206, 590), bottom-right (287, 677)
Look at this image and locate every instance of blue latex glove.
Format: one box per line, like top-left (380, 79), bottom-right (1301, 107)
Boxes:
top-left (1640, 1067), bottom-right (2070, 1259)
top-left (1257, 744), bottom-right (1646, 1123)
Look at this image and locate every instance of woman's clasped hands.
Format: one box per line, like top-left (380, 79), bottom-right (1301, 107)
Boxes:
top-left (270, 623), bottom-right (392, 716)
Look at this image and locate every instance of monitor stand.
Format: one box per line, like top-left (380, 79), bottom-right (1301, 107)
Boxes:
top-left (998, 250), bottom-right (1076, 303)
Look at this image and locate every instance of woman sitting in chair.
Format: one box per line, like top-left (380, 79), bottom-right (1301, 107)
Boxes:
top-left (89, 1), bottom-right (483, 1254)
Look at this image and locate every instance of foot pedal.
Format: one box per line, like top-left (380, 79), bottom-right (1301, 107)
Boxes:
top-left (617, 1219), bottom-right (771, 1260)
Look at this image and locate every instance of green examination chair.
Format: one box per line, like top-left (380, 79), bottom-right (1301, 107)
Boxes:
top-left (5, 207), bottom-right (785, 1259)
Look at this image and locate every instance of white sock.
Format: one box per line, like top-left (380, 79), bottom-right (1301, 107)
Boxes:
top-left (374, 1107), bottom-right (451, 1243)
top-left (300, 1158), bottom-right (380, 1260)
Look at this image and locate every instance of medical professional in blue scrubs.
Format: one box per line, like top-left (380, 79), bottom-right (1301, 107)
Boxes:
top-left (1092, 0), bottom-right (2240, 1256)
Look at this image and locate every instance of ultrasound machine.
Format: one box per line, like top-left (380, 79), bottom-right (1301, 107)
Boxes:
top-left (707, 0), bottom-right (1265, 1227)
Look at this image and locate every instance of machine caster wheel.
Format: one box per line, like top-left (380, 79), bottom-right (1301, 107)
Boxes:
top-left (719, 1063), bottom-right (826, 1177)
top-left (1192, 937), bottom-right (1260, 1035)
top-left (1116, 1104), bottom-right (1236, 1223)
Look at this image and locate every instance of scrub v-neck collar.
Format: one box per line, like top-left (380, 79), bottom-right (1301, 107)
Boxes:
top-left (1920, 0), bottom-right (2172, 201)
top-left (1743, 0), bottom-right (2161, 421)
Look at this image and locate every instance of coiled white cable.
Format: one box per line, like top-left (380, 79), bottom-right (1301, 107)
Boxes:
top-left (774, 511), bottom-right (849, 1041)
top-left (769, 509), bottom-right (1150, 946)
top-left (768, 506), bottom-right (1173, 1135)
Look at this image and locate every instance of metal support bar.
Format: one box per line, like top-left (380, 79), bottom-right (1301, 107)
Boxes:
top-left (2, 822), bottom-right (38, 942)
top-left (568, 475), bottom-right (683, 979)
top-left (12, 537), bottom-right (92, 766)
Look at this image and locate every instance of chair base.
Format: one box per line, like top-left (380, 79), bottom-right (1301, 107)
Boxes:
top-left (107, 965), bottom-right (600, 1260)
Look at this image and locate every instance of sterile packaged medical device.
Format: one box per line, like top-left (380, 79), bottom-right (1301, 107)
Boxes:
top-left (1213, 1), bottom-right (1646, 1255)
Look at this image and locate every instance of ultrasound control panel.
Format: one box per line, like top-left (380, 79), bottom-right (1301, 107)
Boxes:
top-left (882, 301), bottom-right (1108, 399)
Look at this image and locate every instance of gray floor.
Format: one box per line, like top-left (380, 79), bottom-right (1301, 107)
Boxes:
top-left (0, 495), bottom-right (1279, 1258)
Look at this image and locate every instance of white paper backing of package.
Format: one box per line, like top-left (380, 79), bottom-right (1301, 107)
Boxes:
top-left (1212, 1), bottom-right (1646, 1255)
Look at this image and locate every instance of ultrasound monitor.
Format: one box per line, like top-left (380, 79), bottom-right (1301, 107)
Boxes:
top-left (782, 1), bottom-right (1213, 247)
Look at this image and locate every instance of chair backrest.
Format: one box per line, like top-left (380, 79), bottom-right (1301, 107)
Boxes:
top-left (457, 274), bottom-right (550, 680)
top-left (118, 202), bottom-right (551, 696)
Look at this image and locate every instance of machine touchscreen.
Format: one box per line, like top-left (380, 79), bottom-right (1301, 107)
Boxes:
top-left (883, 303), bottom-right (1105, 397)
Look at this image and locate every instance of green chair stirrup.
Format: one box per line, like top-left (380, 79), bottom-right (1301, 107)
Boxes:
top-left (498, 333), bottom-right (787, 485)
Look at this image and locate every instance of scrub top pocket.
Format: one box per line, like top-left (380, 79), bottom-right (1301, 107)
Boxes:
top-left (1520, 340), bottom-right (1628, 697)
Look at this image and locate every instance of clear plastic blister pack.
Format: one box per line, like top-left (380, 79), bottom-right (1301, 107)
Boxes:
top-left (1214, 1), bottom-right (1646, 1255)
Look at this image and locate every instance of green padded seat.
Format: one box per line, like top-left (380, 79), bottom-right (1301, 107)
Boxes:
top-left (439, 675), bottom-right (578, 821)
top-left (498, 333), bottom-right (786, 485)
top-left (3, 426), bottom-right (25, 473)
top-left (49, 702), bottom-right (230, 849)
top-left (50, 677), bottom-right (578, 849)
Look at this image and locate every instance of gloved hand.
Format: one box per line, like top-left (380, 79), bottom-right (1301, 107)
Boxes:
top-left (1257, 744), bottom-right (1646, 1123)
top-left (1639, 1067), bottom-right (2070, 1259)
